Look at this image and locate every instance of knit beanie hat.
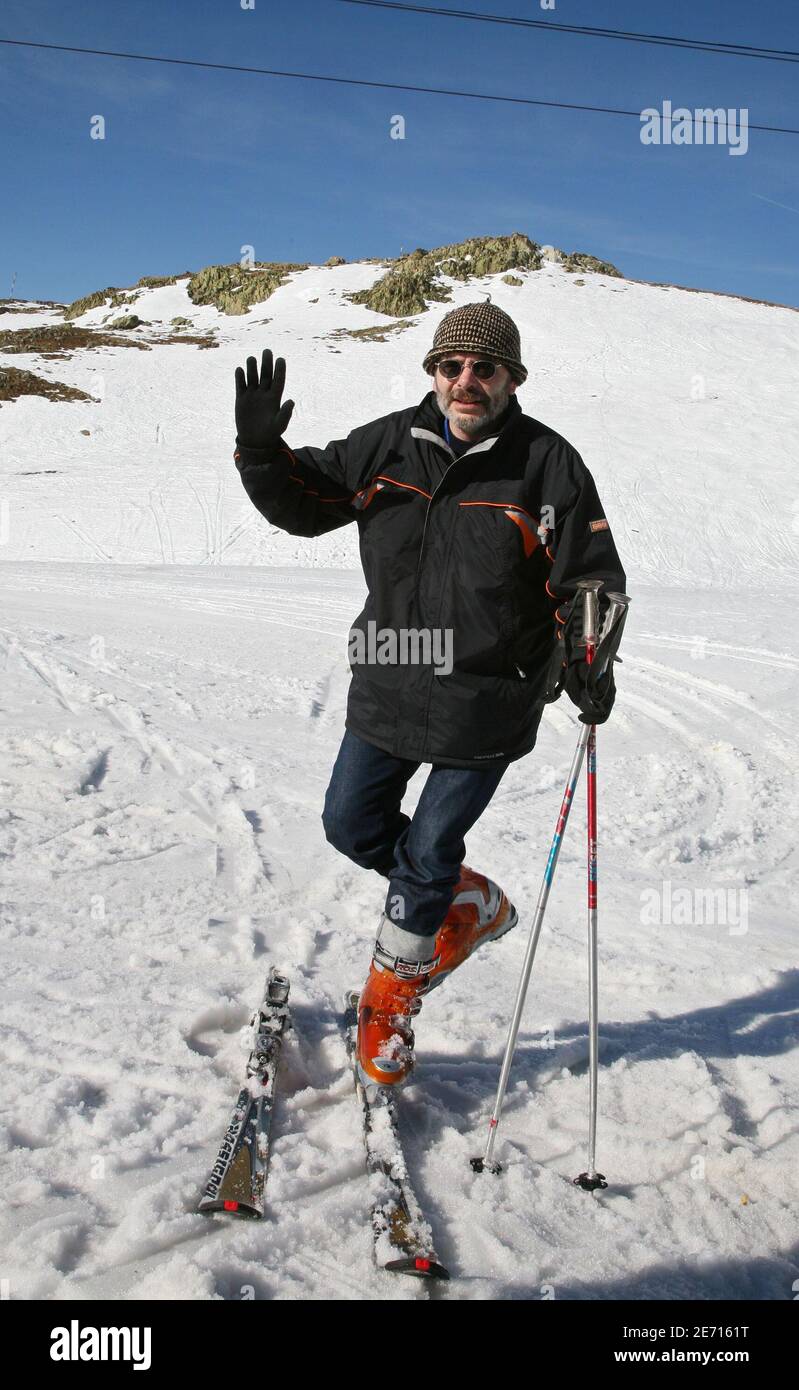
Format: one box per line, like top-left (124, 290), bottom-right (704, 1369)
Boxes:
top-left (422, 299), bottom-right (527, 384)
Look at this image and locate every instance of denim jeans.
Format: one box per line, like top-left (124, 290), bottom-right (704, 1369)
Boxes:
top-left (321, 728), bottom-right (510, 940)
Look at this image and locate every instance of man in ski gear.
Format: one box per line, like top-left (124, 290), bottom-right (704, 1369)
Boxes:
top-left (234, 300), bottom-right (626, 1087)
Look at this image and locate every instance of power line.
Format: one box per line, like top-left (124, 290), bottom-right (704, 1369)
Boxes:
top-left (1, 36), bottom-right (797, 134)
top-left (338, 0), bottom-right (799, 64)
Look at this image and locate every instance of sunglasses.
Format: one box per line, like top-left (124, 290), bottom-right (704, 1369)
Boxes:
top-left (436, 358), bottom-right (501, 381)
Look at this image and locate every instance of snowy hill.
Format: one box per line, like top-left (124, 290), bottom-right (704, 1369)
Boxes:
top-left (2, 255), bottom-right (798, 585)
top-left (1, 249), bottom-right (798, 1301)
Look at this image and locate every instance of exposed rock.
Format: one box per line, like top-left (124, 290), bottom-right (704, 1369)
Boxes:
top-left (63, 286), bottom-right (131, 320)
top-left (0, 366), bottom-right (98, 404)
top-left (136, 274), bottom-right (179, 289)
top-left (187, 261), bottom-right (308, 315)
top-left (562, 252), bottom-right (621, 277)
top-left (348, 233), bottom-right (544, 317)
top-left (0, 324), bottom-right (150, 357)
top-left (319, 321), bottom-right (415, 344)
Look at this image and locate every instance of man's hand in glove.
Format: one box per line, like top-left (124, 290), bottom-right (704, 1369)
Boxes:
top-left (234, 349), bottom-right (295, 454)
top-left (545, 591), bottom-right (617, 724)
top-left (564, 656), bottom-right (616, 725)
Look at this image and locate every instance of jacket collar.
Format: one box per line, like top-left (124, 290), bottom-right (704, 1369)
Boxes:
top-left (411, 390), bottom-right (522, 459)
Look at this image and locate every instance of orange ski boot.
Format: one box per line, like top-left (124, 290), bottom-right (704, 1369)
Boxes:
top-left (426, 865), bottom-right (518, 994)
top-left (355, 933), bottom-right (439, 1088)
top-left (355, 868), bottom-right (517, 1087)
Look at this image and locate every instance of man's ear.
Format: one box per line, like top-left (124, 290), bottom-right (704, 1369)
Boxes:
top-left (508, 377), bottom-right (518, 394)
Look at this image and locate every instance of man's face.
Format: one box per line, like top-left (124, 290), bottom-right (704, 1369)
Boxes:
top-left (433, 354), bottom-right (517, 439)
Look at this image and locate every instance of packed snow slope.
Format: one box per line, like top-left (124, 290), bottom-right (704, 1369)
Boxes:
top-left (1, 258), bottom-right (798, 1301)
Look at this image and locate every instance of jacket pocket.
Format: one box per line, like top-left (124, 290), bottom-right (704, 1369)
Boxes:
top-left (351, 457), bottom-right (432, 513)
top-left (427, 667), bottom-right (533, 759)
top-left (356, 464), bottom-right (431, 582)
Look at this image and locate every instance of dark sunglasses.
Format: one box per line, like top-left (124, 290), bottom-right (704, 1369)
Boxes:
top-left (436, 357), bottom-right (500, 381)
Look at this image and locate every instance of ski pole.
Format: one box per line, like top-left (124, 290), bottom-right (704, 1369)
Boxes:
top-left (471, 584), bottom-right (629, 1176)
top-left (574, 591), bottom-right (630, 1193)
top-left (471, 580), bottom-right (601, 1174)
top-left (575, 587), bottom-right (601, 1191)
top-left (577, 680), bottom-right (603, 1187)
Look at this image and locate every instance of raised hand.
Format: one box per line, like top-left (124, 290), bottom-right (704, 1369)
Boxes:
top-left (234, 349), bottom-right (295, 451)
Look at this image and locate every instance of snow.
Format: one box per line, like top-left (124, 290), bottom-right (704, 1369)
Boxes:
top-left (1, 261), bottom-right (797, 1301)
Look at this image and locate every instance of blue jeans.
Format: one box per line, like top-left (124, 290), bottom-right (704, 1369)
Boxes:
top-left (322, 729), bottom-right (510, 940)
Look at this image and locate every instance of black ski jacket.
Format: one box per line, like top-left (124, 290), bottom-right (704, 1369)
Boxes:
top-left (234, 391), bottom-right (626, 768)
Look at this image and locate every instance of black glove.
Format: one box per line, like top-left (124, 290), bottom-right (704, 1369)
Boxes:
top-left (545, 592), bottom-right (617, 724)
top-left (234, 349), bottom-right (295, 454)
top-left (564, 657), bottom-right (616, 724)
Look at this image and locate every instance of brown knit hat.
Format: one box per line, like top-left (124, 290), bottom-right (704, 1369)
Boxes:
top-left (422, 299), bottom-right (527, 384)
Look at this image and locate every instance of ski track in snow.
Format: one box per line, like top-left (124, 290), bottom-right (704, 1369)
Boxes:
top-left (0, 565), bottom-right (796, 1301)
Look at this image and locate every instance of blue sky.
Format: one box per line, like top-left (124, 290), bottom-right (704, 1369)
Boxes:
top-left (1, 0), bottom-right (797, 305)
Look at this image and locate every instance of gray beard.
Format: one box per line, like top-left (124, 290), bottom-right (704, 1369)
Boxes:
top-left (435, 384), bottom-right (512, 438)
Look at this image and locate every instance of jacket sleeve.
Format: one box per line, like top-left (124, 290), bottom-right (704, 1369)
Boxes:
top-left (546, 456), bottom-right (627, 635)
top-left (234, 432), bottom-right (362, 539)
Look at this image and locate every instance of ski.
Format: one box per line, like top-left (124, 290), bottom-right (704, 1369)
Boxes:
top-left (197, 967), bottom-right (290, 1218)
top-left (343, 990), bottom-right (449, 1280)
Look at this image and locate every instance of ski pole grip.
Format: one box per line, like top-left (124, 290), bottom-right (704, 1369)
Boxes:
top-left (600, 592), bottom-right (630, 641)
top-left (575, 579), bottom-right (603, 657)
top-left (596, 592), bottom-right (631, 678)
